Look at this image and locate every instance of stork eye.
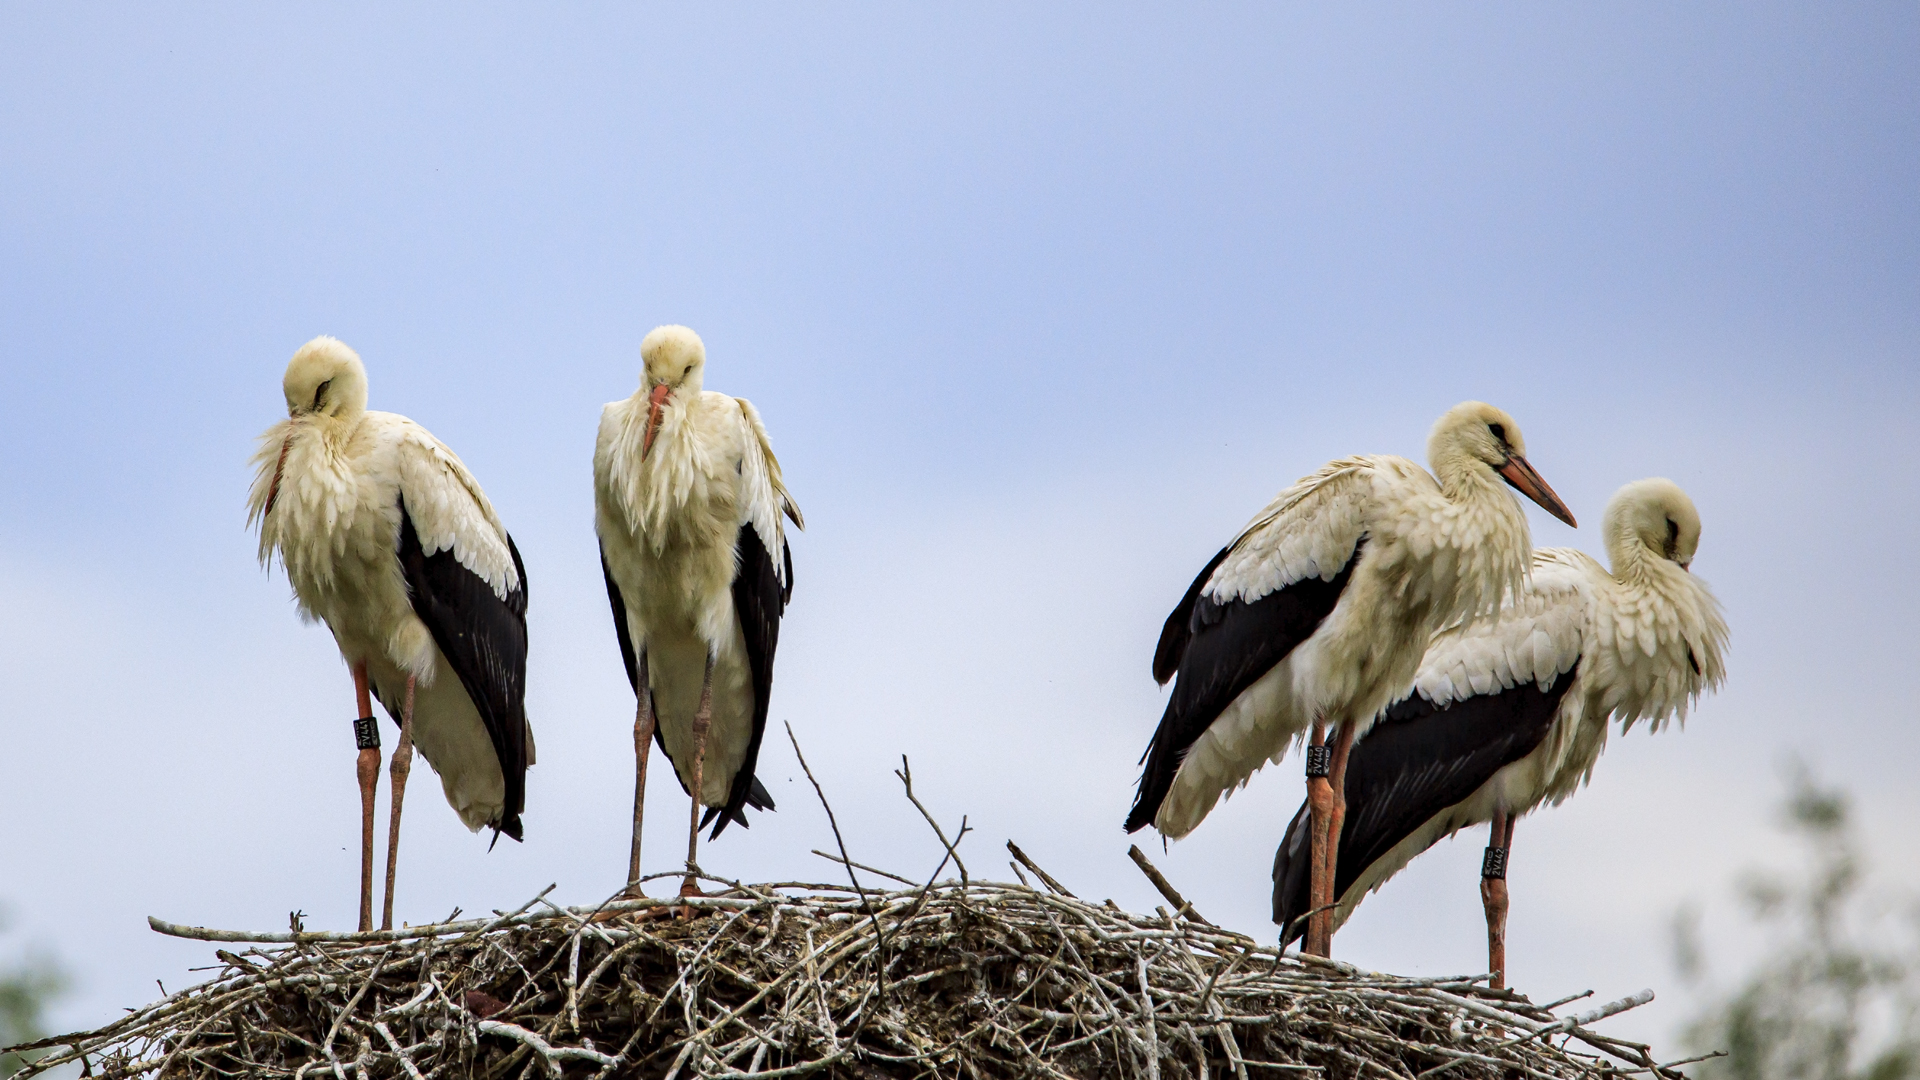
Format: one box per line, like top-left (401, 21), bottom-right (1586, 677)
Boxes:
top-left (682, 364), bottom-right (692, 377)
top-left (1664, 517), bottom-right (1680, 559)
top-left (1488, 423), bottom-right (1506, 444)
top-left (312, 379), bottom-right (332, 410)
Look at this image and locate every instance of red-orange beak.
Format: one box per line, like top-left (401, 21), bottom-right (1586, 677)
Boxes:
top-left (1496, 454), bottom-right (1577, 528)
top-left (641, 383), bottom-right (672, 459)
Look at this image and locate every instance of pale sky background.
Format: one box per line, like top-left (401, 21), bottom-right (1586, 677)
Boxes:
top-left (3, 3), bottom-right (1917, 1055)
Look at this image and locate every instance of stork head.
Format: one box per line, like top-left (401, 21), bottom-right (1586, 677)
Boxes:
top-left (638, 324), bottom-right (705, 458)
top-left (1428, 401), bottom-right (1577, 528)
top-left (282, 336), bottom-right (369, 423)
top-left (1605, 478), bottom-right (1701, 570)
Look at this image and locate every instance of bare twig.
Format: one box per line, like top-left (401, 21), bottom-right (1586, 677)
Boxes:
top-left (895, 756), bottom-right (972, 886)
top-left (1007, 841), bottom-right (1077, 898)
top-left (784, 722), bottom-right (889, 982)
top-left (1127, 844), bottom-right (1214, 927)
top-left (25, 831), bottom-right (1668, 1079)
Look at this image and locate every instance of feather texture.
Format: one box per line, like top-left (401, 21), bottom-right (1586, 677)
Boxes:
top-left (1268, 478), bottom-right (1729, 936)
top-left (594, 338), bottom-right (800, 834)
top-left (249, 339), bottom-right (532, 837)
top-left (1133, 420), bottom-right (1542, 840)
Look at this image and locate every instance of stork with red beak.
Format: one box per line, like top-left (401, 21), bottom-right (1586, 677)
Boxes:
top-left (1271, 478), bottom-right (1727, 986)
top-left (593, 325), bottom-right (803, 897)
top-left (1126, 401), bottom-right (1576, 957)
top-left (248, 336), bottom-right (532, 931)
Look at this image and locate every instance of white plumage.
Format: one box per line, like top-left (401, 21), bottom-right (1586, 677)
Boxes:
top-left (1132, 402), bottom-right (1577, 839)
top-left (595, 325), bottom-right (801, 886)
top-left (247, 336), bottom-right (533, 930)
top-left (1131, 401), bottom-right (1576, 957)
top-left (1285, 478), bottom-right (1728, 938)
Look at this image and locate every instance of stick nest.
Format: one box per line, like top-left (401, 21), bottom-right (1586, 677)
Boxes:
top-left (7, 870), bottom-right (1686, 1080)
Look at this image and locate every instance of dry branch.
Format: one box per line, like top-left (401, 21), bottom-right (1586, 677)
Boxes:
top-left (9, 869), bottom-right (1679, 1080)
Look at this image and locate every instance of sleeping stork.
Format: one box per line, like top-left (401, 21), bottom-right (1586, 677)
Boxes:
top-left (594, 325), bottom-right (802, 898)
top-left (247, 336), bottom-right (532, 933)
top-left (1271, 478), bottom-right (1727, 986)
top-left (1126, 401), bottom-right (1576, 957)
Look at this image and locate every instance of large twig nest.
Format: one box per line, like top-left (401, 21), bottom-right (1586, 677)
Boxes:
top-left (8, 869), bottom-right (1687, 1080)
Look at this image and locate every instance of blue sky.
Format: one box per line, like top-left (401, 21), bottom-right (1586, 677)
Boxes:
top-left (3, 3), bottom-right (1916, 1051)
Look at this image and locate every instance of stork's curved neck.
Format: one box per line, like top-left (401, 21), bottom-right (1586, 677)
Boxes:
top-left (1407, 449), bottom-right (1533, 627)
top-left (292, 408), bottom-right (364, 449)
top-left (1430, 447), bottom-right (1505, 505)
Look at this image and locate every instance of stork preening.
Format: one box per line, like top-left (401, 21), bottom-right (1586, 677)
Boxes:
top-left (1127, 402), bottom-right (1576, 957)
top-left (248, 336), bottom-right (533, 932)
top-left (594, 325), bottom-right (802, 899)
top-left (1271, 479), bottom-right (1726, 985)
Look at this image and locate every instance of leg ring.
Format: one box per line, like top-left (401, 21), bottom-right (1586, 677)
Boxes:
top-left (1481, 845), bottom-right (1509, 880)
top-left (1305, 746), bottom-right (1331, 778)
top-left (353, 717), bottom-right (381, 751)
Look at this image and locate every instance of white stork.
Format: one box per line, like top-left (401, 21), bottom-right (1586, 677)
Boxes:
top-left (1127, 401), bottom-right (1576, 956)
top-left (1271, 478), bottom-right (1727, 985)
top-left (247, 336), bottom-right (533, 932)
top-left (593, 325), bottom-right (802, 898)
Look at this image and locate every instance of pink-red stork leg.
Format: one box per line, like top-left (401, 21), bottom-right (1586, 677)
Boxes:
top-left (1481, 809), bottom-right (1516, 989)
top-left (627, 651), bottom-right (656, 898)
top-left (1320, 721), bottom-right (1359, 954)
top-left (351, 663), bottom-right (381, 934)
top-left (380, 675), bottom-right (416, 932)
top-left (1304, 721), bottom-right (1333, 956)
top-left (682, 653), bottom-right (717, 905)
top-left (1303, 719), bottom-right (1360, 958)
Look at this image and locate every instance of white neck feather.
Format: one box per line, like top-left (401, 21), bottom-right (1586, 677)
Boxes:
top-left (606, 393), bottom-right (720, 547)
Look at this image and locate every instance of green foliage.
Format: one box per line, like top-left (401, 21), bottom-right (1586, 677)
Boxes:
top-left (0, 909), bottom-right (65, 1079)
top-left (1674, 763), bottom-right (1920, 1080)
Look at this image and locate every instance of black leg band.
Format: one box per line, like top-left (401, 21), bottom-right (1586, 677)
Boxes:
top-left (1481, 845), bottom-right (1508, 880)
top-left (353, 717), bottom-right (380, 751)
top-left (1305, 746), bottom-right (1331, 778)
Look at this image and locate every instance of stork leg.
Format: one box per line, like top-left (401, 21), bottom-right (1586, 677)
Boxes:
top-left (1303, 721), bottom-right (1333, 957)
top-left (682, 653), bottom-right (717, 901)
top-left (351, 663), bottom-right (381, 934)
top-left (626, 651), bottom-right (655, 898)
top-left (1304, 720), bottom-right (1359, 957)
top-left (1481, 810), bottom-right (1515, 990)
top-left (1319, 720), bottom-right (1358, 954)
top-left (379, 675), bottom-right (416, 933)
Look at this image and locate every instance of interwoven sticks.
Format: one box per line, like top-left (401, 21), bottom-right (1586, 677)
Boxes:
top-left (7, 870), bottom-right (1685, 1080)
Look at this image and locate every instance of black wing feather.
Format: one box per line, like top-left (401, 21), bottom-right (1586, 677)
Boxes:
top-left (604, 541), bottom-right (782, 840)
top-left (706, 521), bottom-right (787, 840)
top-left (602, 549), bottom-right (641, 695)
top-left (1271, 663), bottom-right (1579, 944)
top-left (1152, 543), bottom-right (1233, 685)
top-left (1125, 540), bottom-right (1364, 834)
top-left (394, 501), bottom-right (531, 842)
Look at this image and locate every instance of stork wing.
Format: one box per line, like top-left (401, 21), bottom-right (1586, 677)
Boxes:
top-left (698, 397), bottom-right (799, 839)
top-left (1270, 550), bottom-right (1591, 942)
top-left (392, 426), bottom-right (531, 841)
top-left (1270, 664), bottom-right (1577, 944)
top-left (601, 548), bottom-right (640, 695)
top-left (1127, 461), bottom-right (1375, 834)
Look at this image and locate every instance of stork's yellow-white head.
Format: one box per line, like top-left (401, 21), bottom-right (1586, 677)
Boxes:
top-left (1427, 401), bottom-right (1577, 528)
top-left (1605, 478), bottom-right (1702, 570)
top-left (638, 324), bottom-right (706, 458)
top-left (282, 336), bottom-right (369, 423)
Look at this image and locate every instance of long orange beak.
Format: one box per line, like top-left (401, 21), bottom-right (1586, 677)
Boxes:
top-left (641, 384), bottom-right (672, 459)
top-left (1496, 455), bottom-right (1577, 528)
